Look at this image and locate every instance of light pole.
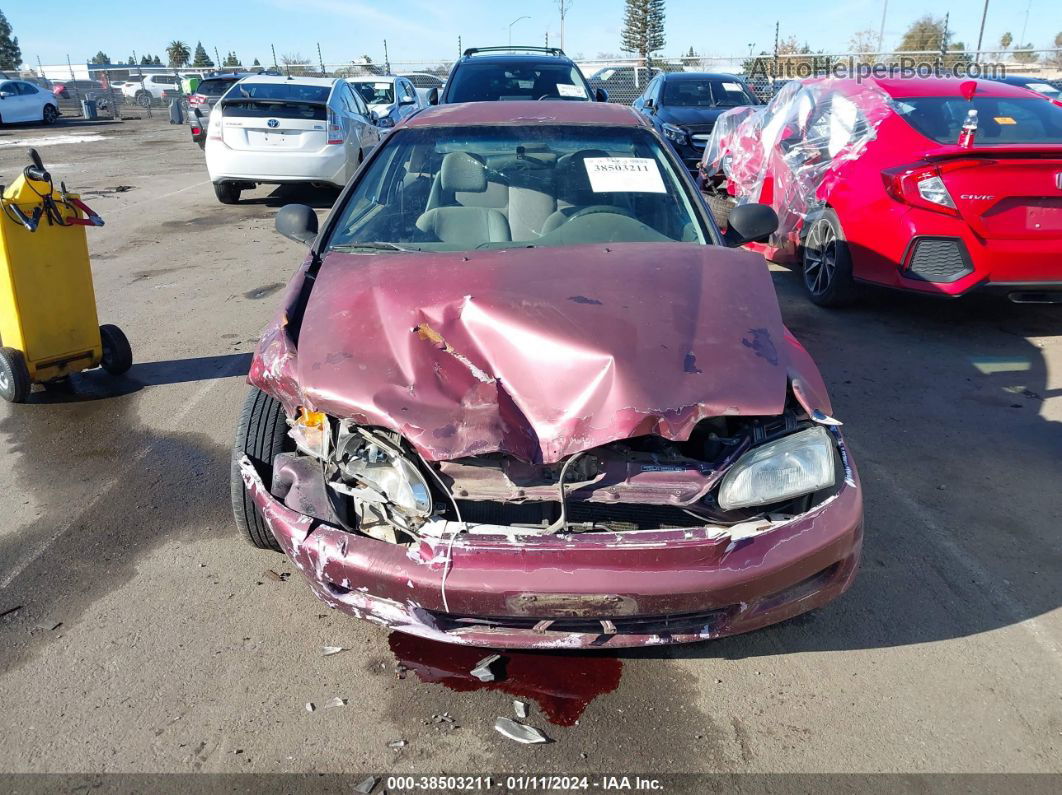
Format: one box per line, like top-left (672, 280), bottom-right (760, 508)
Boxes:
top-left (509, 16), bottom-right (530, 48)
top-left (975, 0), bottom-right (990, 62)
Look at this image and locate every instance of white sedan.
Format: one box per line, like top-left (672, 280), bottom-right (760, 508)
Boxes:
top-left (205, 76), bottom-right (382, 204)
top-left (347, 76), bottom-right (425, 130)
top-left (0, 79), bottom-right (60, 125)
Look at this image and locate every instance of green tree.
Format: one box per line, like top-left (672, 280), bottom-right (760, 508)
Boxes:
top-left (999, 31), bottom-right (1012, 50)
top-left (90, 51), bottom-right (110, 65)
top-left (620, 0), bottom-right (665, 65)
top-left (896, 15), bottom-right (949, 52)
top-left (0, 8), bottom-right (21, 70)
top-left (152, 55), bottom-right (162, 65)
top-left (127, 54), bottom-right (136, 65)
top-left (223, 51), bottom-right (240, 68)
top-left (253, 57), bottom-right (261, 66)
top-left (191, 41), bottom-right (213, 67)
top-left (166, 40), bottom-right (191, 68)
top-left (1012, 45), bottom-right (1039, 64)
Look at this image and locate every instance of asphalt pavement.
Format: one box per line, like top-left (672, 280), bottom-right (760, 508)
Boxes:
top-left (0, 117), bottom-right (1059, 785)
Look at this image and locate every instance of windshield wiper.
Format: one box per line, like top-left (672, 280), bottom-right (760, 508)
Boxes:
top-left (331, 242), bottom-right (419, 252)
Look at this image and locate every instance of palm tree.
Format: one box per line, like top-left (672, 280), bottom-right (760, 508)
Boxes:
top-left (166, 40), bottom-right (191, 68)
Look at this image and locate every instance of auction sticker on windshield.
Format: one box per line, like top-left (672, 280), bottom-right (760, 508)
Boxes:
top-left (557, 83), bottom-right (587, 98)
top-left (584, 157), bottom-right (666, 193)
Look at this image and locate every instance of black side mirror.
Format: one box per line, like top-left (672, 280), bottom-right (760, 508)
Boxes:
top-left (428, 87), bottom-right (439, 105)
top-left (595, 87), bottom-right (609, 103)
top-left (644, 97), bottom-right (654, 110)
top-left (723, 203), bottom-right (778, 247)
top-left (276, 204), bottom-right (318, 246)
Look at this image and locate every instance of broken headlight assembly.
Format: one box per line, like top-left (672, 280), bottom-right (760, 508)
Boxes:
top-left (716, 425), bottom-right (836, 511)
top-left (329, 422), bottom-right (433, 529)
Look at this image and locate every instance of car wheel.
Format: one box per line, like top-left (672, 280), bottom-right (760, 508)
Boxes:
top-left (135, 91), bottom-right (152, 107)
top-left (801, 209), bottom-right (858, 308)
top-left (99, 324), bottom-right (133, 375)
top-left (42, 104), bottom-right (58, 125)
top-left (0, 347), bottom-right (31, 403)
top-left (214, 181), bottom-right (241, 204)
top-left (231, 387), bottom-right (290, 551)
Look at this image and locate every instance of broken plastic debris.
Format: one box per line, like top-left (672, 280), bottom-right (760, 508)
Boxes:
top-left (263, 569), bottom-right (289, 583)
top-left (494, 717), bottom-right (548, 744)
top-left (513, 700), bottom-right (529, 719)
top-left (322, 697), bottom-right (347, 709)
top-left (387, 739), bottom-right (407, 749)
top-left (321, 645), bottom-right (347, 656)
top-left (354, 777), bottom-right (377, 794)
top-left (305, 702), bottom-right (316, 712)
top-left (470, 653), bottom-right (501, 682)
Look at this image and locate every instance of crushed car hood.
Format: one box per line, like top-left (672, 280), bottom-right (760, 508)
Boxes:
top-left (295, 242), bottom-right (789, 463)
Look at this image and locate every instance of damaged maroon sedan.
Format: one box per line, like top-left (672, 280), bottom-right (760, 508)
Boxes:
top-left (232, 101), bottom-right (863, 649)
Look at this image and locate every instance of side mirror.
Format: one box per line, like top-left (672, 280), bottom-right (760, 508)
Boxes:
top-left (428, 87), bottom-right (439, 105)
top-left (400, 95), bottom-right (416, 105)
top-left (275, 203), bottom-right (319, 246)
top-left (723, 203), bottom-right (778, 246)
top-left (595, 87), bottom-right (609, 103)
top-left (643, 97), bottom-right (654, 110)
top-left (369, 110), bottom-right (380, 124)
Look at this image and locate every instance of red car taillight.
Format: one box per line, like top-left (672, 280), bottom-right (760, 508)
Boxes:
top-left (881, 159), bottom-right (986, 217)
top-left (188, 93), bottom-right (207, 107)
top-left (327, 109), bottom-right (343, 145)
top-left (191, 126), bottom-right (202, 136)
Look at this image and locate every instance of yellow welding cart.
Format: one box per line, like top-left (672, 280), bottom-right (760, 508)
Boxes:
top-left (0, 149), bottom-right (131, 403)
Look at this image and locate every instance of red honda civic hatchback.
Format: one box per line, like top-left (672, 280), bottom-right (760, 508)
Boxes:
top-left (700, 76), bottom-right (1062, 306)
top-left (231, 101), bottom-right (863, 649)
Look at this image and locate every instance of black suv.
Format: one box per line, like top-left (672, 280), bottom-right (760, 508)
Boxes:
top-left (435, 46), bottom-right (606, 104)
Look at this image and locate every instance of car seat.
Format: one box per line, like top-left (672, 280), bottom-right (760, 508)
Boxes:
top-left (415, 152), bottom-right (511, 245)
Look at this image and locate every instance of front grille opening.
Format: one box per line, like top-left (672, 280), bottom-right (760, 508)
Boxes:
top-left (430, 607), bottom-right (732, 636)
top-left (443, 499), bottom-right (707, 531)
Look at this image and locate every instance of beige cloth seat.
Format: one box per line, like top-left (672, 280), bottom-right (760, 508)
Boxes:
top-left (416, 152), bottom-right (511, 245)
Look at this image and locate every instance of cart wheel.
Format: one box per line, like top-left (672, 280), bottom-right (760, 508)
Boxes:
top-left (99, 324), bottom-right (133, 375)
top-left (0, 347), bottom-right (31, 403)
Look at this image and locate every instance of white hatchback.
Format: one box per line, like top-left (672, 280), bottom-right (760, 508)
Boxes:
top-left (204, 76), bottom-right (382, 204)
top-left (0, 79), bottom-right (60, 125)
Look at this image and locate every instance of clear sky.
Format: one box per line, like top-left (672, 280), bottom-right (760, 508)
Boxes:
top-left (6, 0), bottom-right (1060, 67)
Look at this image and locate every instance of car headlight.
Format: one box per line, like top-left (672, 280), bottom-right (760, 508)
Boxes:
top-left (289, 408), bottom-right (330, 460)
top-left (662, 122), bottom-right (689, 145)
top-left (717, 426), bottom-right (836, 511)
top-left (334, 426), bottom-right (432, 519)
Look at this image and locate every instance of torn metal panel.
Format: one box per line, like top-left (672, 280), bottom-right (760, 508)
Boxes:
top-left (274, 242), bottom-right (788, 465)
top-left (239, 453), bottom-right (864, 649)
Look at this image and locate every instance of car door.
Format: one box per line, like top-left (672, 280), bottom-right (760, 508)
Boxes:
top-left (339, 84), bottom-right (373, 180)
top-left (16, 82), bottom-right (46, 120)
top-left (346, 83), bottom-right (379, 155)
top-left (395, 79), bottom-right (416, 121)
top-left (0, 80), bottom-right (31, 122)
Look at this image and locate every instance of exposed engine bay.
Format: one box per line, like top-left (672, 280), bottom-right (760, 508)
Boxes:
top-left (278, 401), bottom-right (846, 546)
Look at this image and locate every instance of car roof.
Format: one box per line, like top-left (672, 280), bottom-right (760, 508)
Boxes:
top-left (459, 53), bottom-right (575, 64)
top-left (348, 75), bottom-right (398, 83)
top-left (662, 72), bottom-right (747, 81)
top-left (237, 75), bottom-right (337, 86)
top-left (403, 100), bottom-right (648, 128)
top-left (865, 76), bottom-right (1045, 99)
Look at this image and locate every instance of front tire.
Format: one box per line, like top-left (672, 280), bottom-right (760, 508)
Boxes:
top-left (231, 387), bottom-right (290, 551)
top-left (801, 209), bottom-right (858, 308)
top-left (99, 324), bottom-right (133, 375)
top-left (214, 181), bottom-right (241, 204)
top-left (42, 104), bottom-right (58, 125)
top-left (0, 347), bottom-right (31, 403)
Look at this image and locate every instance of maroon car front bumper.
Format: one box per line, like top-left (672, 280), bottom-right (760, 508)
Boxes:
top-left (239, 453), bottom-right (863, 649)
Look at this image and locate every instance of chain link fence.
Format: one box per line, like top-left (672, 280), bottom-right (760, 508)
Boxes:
top-left (18, 49), bottom-right (1062, 123)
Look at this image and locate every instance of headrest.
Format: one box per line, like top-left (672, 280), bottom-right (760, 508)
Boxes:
top-left (441, 151), bottom-right (488, 193)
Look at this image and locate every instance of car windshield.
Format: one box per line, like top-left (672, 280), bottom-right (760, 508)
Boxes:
top-left (893, 96), bottom-right (1062, 144)
top-left (221, 81), bottom-right (332, 119)
top-left (1017, 81), bottom-right (1061, 100)
top-left (326, 124), bottom-right (707, 253)
top-left (228, 82), bottom-right (331, 103)
top-left (197, 78), bottom-right (240, 96)
top-left (663, 78), bottom-right (755, 107)
top-left (352, 81), bottom-right (394, 104)
top-left (446, 62), bottom-right (589, 102)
